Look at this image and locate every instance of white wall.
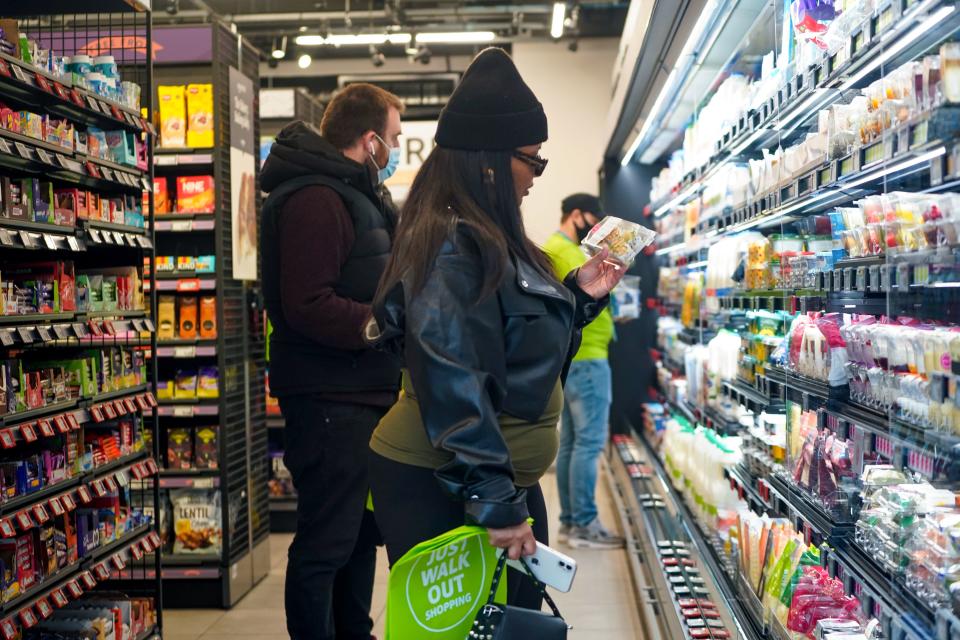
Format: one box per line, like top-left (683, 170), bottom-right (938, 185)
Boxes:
top-left (512, 38), bottom-right (619, 245)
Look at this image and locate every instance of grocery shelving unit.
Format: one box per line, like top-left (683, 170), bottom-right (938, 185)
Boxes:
top-left (151, 22), bottom-right (269, 608)
top-left (258, 86), bottom-right (324, 534)
top-left (0, 4), bottom-right (162, 638)
top-left (612, 1), bottom-right (960, 639)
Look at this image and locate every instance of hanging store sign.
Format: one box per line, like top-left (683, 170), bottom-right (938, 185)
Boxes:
top-left (229, 66), bottom-right (258, 281)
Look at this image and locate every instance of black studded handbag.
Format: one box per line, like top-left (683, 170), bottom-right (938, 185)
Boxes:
top-left (467, 552), bottom-right (568, 640)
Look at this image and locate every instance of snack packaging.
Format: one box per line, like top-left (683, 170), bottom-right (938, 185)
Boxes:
top-left (166, 428), bottom-right (193, 470)
top-left (580, 216), bottom-right (656, 268)
top-left (174, 370), bottom-right (198, 399)
top-left (153, 178), bottom-right (170, 214)
top-left (157, 296), bottom-right (176, 340)
top-left (199, 297), bottom-right (217, 339)
top-left (194, 427), bottom-right (219, 469)
top-left (171, 489), bottom-right (221, 555)
top-left (197, 367), bottom-right (219, 399)
top-left (178, 296), bottom-right (198, 339)
top-left (157, 85), bottom-right (186, 148)
top-left (176, 176), bottom-right (215, 214)
top-left (185, 84), bottom-right (214, 148)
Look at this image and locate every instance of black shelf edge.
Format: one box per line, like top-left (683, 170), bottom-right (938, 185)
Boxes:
top-left (89, 385), bottom-right (150, 404)
top-left (87, 523), bottom-right (153, 566)
top-left (627, 431), bottom-right (765, 640)
top-left (1, 400), bottom-right (80, 428)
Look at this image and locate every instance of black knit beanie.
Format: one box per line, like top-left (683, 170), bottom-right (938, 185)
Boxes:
top-left (435, 47), bottom-right (548, 151)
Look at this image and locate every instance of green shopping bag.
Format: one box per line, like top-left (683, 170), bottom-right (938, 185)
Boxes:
top-left (385, 525), bottom-right (507, 639)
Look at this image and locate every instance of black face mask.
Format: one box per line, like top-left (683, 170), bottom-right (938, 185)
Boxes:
top-left (575, 216), bottom-right (594, 244)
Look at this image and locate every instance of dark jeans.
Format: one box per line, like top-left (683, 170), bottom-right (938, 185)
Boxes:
top-left (368, 451), bottom-right (548, 610)
top-left (279, 396), bottom-right (387, 640)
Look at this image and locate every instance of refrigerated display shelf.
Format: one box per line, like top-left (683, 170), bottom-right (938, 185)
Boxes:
top-left (651, 0), bottom-right (960, 218)
top-left (610, 433), bottom-right (764, 640)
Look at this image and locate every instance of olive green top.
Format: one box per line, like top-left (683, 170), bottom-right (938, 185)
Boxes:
top-left (370, 372), bottom-right (563, 488)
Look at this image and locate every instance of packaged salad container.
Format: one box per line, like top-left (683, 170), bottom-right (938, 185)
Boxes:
top-left (580, 216), bottom-right (656, 268)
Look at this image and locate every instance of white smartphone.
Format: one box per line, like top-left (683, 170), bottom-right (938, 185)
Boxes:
top-left (502, 543), bottom-right (578, 593)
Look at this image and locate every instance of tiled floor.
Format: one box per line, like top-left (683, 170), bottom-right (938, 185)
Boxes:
top-left (164, 467), bottom-right (644, 639)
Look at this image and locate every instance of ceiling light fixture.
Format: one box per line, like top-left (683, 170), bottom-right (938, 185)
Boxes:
top-left (271, 35), bottom-right (287, 60)
top-left (551, 3), bottom-right (566, 39)
top-left (297, 53), bottom-right (312, 69)
top-left (620, 0), bottom-right (725, 166)
top-left (413, 45), bottom-right (432, 65)
top-left (295, 33), bottom-right (412, 46)
top-left (415, 31), bottom-right (496, 44)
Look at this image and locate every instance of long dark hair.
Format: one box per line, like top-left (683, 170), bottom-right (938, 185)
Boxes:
top-left (375, 146), bottom-right (554, 305)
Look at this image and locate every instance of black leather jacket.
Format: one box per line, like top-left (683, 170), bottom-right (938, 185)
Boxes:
top-left (369, 224), bottom-right (608, 528)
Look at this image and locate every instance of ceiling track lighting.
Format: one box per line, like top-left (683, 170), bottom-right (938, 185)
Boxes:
top-left (270, 35), bottom-right (287, 60)
top-left (297, 53), bottom-right (312, 69)
top-left (370, 45), bottom-right (386, 67)
top-left (413, 44), bottom-right (432, 65)
top-left (294, 31), bottom-right (496, 46)
top-left (551, 2), bottom-right (566, 39)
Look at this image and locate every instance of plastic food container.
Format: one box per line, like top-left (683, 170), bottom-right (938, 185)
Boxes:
top-left (770, 234), bottom-right (804, 255)
top-left (67, 54), bottom-right (92, 76)
top-left (806, 236), bottom-right (833, 254)
top-left (581, 216), bottom-right (656, 268)
top-left (93, 55), bottom-right (118, 79)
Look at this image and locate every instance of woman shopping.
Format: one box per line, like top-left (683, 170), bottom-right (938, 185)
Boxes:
top-left (366, 47), bottom-right (625, 609)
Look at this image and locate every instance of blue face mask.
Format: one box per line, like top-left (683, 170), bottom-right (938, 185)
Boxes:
top-left (371, 134), bottom-right (400, 183)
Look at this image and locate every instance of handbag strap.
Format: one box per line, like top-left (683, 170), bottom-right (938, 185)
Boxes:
top-left (485, 552), bottom-right (564, 620)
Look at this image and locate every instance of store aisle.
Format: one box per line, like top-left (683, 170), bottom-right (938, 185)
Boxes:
top-left (164, 466), bottom-right (643, 639)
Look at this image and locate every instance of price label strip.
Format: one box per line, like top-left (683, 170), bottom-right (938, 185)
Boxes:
top-left (20, 423), bottom-right (38, 443)
top-left (15, 511), bottom-right (33, 531)
top-left (11, 64), bottom-right (30, 83)
top-left (18, 608), bottom-right (38, 629)
top-left (37, 420), bottom-right (55, 437)
top-left (14, 142), bottom-right (35, 161)
top-left (0, 519), bottom-right (15, 538)
top-left (66, 580), bottom-right (83, 598)
top-left (80, 572), bottom-right (97, 590)
top-left (31, 504), bottom-right (49, 524)
top-left (77, 486), bottom-right (93, 504)
top-left (35, 598), bottom-right (53, 620)
top-left (18, 230), bottom-right (34, 249)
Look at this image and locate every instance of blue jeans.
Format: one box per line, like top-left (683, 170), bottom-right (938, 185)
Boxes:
top-left (557, 359), bottom-right (612, 528)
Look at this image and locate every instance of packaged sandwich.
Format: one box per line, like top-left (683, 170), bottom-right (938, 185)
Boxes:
top-left (580, 216), bottom-right (656, 268)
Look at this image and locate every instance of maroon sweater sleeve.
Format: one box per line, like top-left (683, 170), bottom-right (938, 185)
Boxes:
top-left (278, 185), bottom-right (372, 351)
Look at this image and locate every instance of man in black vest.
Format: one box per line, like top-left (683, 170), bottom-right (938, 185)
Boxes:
top-left (260, 83), bottom-right (404, 640)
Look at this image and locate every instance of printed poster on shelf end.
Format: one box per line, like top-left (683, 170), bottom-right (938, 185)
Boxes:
top-left (229, 66), bottom-right (257, 281)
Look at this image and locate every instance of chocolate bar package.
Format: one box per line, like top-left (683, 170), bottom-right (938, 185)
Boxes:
top-left (194, 426), bottom-right (219, 469)
top-left (166, 427), bottom-right (193, 470)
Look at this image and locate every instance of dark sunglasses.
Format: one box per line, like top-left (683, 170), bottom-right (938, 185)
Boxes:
top-left (513, 150), bottom-right (549, 177)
